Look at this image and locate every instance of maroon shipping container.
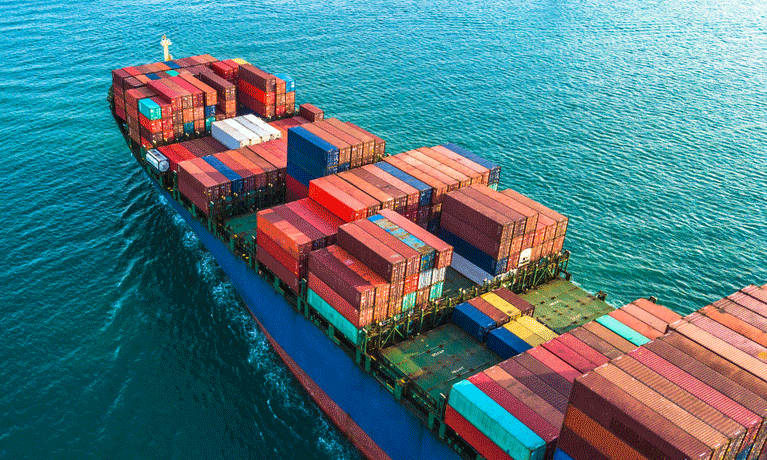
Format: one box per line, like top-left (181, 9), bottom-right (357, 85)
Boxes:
top-left (669, 321), bottom-right (767, 382)
top-left (460, 186), bottom-right (527, 238)
top-left (338, 171), bottom-right (394, 210)
top-left (239, 64), bottom-right (275, 91)
top-left (442, 190), bottom-right (515, 242)
top-left (327, 246), bottom-right (390, 311)
top-left (557, 333), bottom-right (610, 367)
top-left (470, 184), bottom-right (539, 235)
top-left (315, 120), bottom-right (364, 162)
top-left (570, 371), bottom-right (714, 460)
top-left (177, 161), bottom-right (221, 215)
top-left (609, 308), bottom-right (664, 340)
top-left (430, 145), bottom-right (491, 185)
top-left (299, 103), bottom-right (324, 122)
top-left (272, 206), bottom-right (326, 252)
top-left (632, 298), bottom-right (682, 325)
top-left (468, 297), bottom-right (510, 327)
top-left (596, 363), bottom-right (730, 460)
top-left (238, 147), bottom-right (278, 187)
top-left (711, 299), bottom-right (767, 334)
top-left (700, 305), bottom-right (767, 348)
top-left (441, 211), bottom-right (509, 258)
top-left (404, 150), bottom-right (467, 190)
top-left (492, 288), bottom-right (535, 316)
top-left (415, 147), bottom-right (486, 186)
top-left (257, 240), bottom-right (299, 293)
top-left (569, 326), bottom-right (624, 360)
top-left (385, 155), bottom-right (448, 204)
top-left (527, 346), bottom-right (582, 383)
top-left (364, 166), bottom-right (420, 211)
top-left (215, 152), bottom-right (255, 193)
top-left (308, 272), bottom-right (372, 328)
top-left (485, 366), bottom-right (563, 430)
top-left (354, 219), bottom-right (420, 278)
top-left (469, 370), bottom-right (559, 457)
top-left (612, 354), bottom-right (747, 460)
top-left (350, 169), bottom-right (408, 212)
top-left (648, 336), bottom-right (767, 459)
top-left (377, 209), bottom-right (453, 269)
top-left (226, 150), bottom-right (267, 190)
top-left (541, 338), bottom-right (598, 374)
top-left (309, 248), bottom-right (376, 311)
top-left (499, 188), bottom-right (568, 238)
top-left (582, 320), bottom-right (638, 354)
top-left (686, 312), bottom-right (767, 363)
top-left (501, 356), bottom-right (569, 413)
top-left (512, 352), bottom-right (573, 401)
top-left (336, 224), bottom-right (407, 282)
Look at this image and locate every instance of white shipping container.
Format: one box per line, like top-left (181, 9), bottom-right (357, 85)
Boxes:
top-left (244, 114), bottom-right (281, 140)
top-left (418, 269), bottom-right (433, 290)
top-left (234, 117), bottom-right (268, 144)
top-left (432, 267), bottom-right (447, 283)
top-left (451, 253), bottom-right (494, 285)
top-left (221, 119), bottom-right (258, 146)
top-left (212, 121), bottom-right (248, 150)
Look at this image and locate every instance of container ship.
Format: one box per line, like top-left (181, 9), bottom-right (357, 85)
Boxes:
top-left (109, 42), bottom-right (767, 460)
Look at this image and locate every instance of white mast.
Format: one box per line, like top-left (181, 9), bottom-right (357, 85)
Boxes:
top-left (161, 34), bottom-right (173, 61)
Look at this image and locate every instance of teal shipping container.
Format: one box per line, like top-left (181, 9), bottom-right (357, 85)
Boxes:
top-left (595, 315), bottom-right (650, 346)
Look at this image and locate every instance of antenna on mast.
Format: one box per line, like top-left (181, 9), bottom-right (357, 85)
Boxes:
top-left (161, 34), bottom-right (173, 61)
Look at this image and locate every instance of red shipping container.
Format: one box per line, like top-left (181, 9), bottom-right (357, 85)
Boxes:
top-left (307, 272), bottom-right (372, 328)
top-left (286, 199), bottom-right (344, 245)
top-left (557, 333), bottom-right (610, 367)
top-left (700, 305), bottom-right (767, 348)
top-left (257, 208), bottom-right (312, 260)
top-left (336, 223), bottom-right (406, 282)
top-left (527, 346), bottom-right (582, 383)
top-left (468, 297), bottom-right (510, 327)
top-left (443, 406), bottom-right (514, 460)
top-left (569, 327), bottom-right (624, 360)
top-left (257, 230), bottom-right (300, 277)
top-left (632, 298), bottom-right (682, 325)
top-left (327, 246), bottom-right (390, 316)
top-left (286, 175), bottom-right (309, 201)
top-left (541, 338), bottom-right (598, 374)
top-left (299, 103), bottom-right (324, 122)
top-left (258, 244), bottom-right (299, 293)
top-left (562, 405), bottom-right (648, 460)
top-left (179, 74), bottom-right (217, 106)
top-left (309, 177), bottom-right (368, 222)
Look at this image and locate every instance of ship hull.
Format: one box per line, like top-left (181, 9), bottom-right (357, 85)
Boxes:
top-left (151, 178), bottom-right (461, 460)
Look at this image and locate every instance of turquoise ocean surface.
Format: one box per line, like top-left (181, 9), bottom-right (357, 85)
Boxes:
top-left (1, 0), bottom-right (766, 458)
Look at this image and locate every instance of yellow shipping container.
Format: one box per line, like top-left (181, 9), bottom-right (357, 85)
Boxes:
top-left (481, 292), bottom-right (521, 320)
top-left (504, 320), bottom-right (545, 347)
top-left (517, 316), bottom-right (558, 341)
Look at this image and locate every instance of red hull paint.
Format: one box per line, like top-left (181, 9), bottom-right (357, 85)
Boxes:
top-left (248, 309), bottom-right (392, 460)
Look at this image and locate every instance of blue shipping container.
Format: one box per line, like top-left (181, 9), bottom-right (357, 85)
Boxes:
top-left (287, 126), bottom-right (339, 166)
top-left (438, 229), bottom-right (506, 276)
top-left (138, 98), bottom-right (162, 120)
top-left (487, 327), bottom-right (531, 359)
top-left (163, 60), bottom-right (181, 69)
top-left (452, 302), bottom-right (496, 343)
top-left (204, 105), bottom-right (216, 118)
top-left (442, 143), bottom-right (501, 184)
top-left (273, 72), bottom-right (296, 92)
top-left (145, 73), bottom-right (161, 81)
top-left (553, 449), bottom-right (575, 460)
top-left (287, 161), bottom-right (318, 187)
top-left (369, 215), bottom-right (435, 270)
top-left (203, 155), bottom-right (243, 195)
top-left (373, 162), bottom-right (432, 207)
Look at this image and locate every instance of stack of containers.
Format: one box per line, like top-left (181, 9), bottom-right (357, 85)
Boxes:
top-left (273, 73), bottom-right (296, 115)
top-left (451, 296), bottom-right (512, 343)
top-left (124, 87), bottom-right (158, 147)
top-left (488, 315), bottom-right (558, 360)
top-left (591, 297), bottom-right (685, 346)
top-left (198, 69), bottom-right (237, 119)
top-left (256, 199), bottom-right (343, 293)
top-left (557, 288), bottom-right (767, 460)
top-left (451, 287), bottom-right (537, 347)
top-left (288, 120), bottom-right (387, 202)
top-left (500, 189), bottom-right (568, 266)
top-left (441, 143), bottom-right (500, 188)
top-left (448, 297), bottom-right (684, 460)
top-left (179, 73), bottom-right (219, 132)
top-left (309, 210), bottom-right (452, 330)
top-left (238, 64), bottom-right (277, 119)
top-left (439, 185), bottom-right (528, 276)
top-left (211, 59), bottom-right (239, 81)
top-left (211, 115), bottom-right (282, 150)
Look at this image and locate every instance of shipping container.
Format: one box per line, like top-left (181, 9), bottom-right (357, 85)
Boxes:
top-left (509, 353), bottom-right (573, 403)
top-left (557, 333), bottom-right (609, 367)
top-left (499, 188), bottom-right (568, 238)
top-left (582, 321), bottom-right (638, 354)
top-left (541, 338), bottom-right (597, 374)
top-left (336, 223), bottom-right (407, 282)
top-left (448, 380), bottom-right (546, 460)
top-left (308, 272), bottom-right (372, 329)
top-left (441, 143), bottom-right (501, 184)
top-left (504, 320), bottom-right (546, 347)
top-left (309, 248), bottom-right (376, 311)
top-left (569, 371), bottom-right (714, 460)
top-left (444, 406), bottom-right (514, 460)
top-left (699, 305), bottom-right (767, 348)
top-left (452, 302), bottom-right (497, 343)
top-left (487, 328), bottom-right (532, 358)
top-left (568, 327), bottom-right (624, 360)
top-left (609, 308), bottom-right (664, 340)
top-left (595, 315), bottom-right (651, 346)
top-left (377, 209), bottom-right (454, 269)
top-left (561, 405), bottom-right (648, 460)
top-left (631, 298), bottom-right (682, 325)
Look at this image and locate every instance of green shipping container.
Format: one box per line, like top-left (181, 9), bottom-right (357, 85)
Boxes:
top-left (166, 70), bottom-right (179, 76)
top-left (138, 98), bottom-right (162, 120)
top-left (402, 292), bottom-right (416, 311)
top-left (448, 380), bottom-right (546, 460)
top-left (595, 315), bottom-right (650, 346)
top-left (307, 288), bottom-right (360, 345)
top-left (205, 116), bottom-right (216, 131)
top-left (429, 281), bottom-right (444, 300)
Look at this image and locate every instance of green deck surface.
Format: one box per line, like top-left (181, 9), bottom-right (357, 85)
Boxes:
top-left (440, 267), bottom-right (477, 299)
top-left (224, 211), bottom-right (259, 237)
top-left (380, 323), bottom-right (501, 404)
top-left (521, 278), bottom-right (615, 334)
